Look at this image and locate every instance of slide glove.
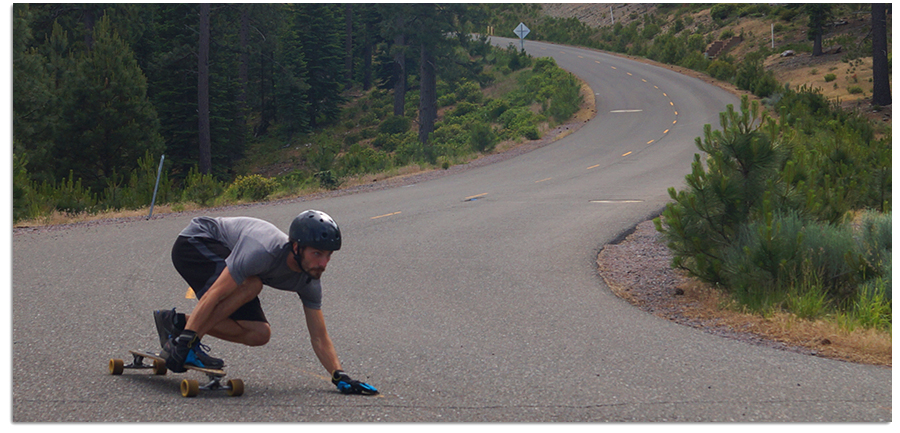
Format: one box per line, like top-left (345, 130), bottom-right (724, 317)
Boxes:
top-left (332, 370), bottom-right (379, 395)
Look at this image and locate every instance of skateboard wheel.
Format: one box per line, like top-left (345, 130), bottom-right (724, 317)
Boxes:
top-left (152, 359), bottom-right (167, 375)
top-left (181, 379), bottom-right (200, 397)
top-left (226, 379), bottom-right (244, 397)
top-left (109, 359), bottom-right (125, 375)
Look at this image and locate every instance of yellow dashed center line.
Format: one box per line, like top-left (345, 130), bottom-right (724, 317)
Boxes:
top-left (587, 164), bottom-right (601, 170)
top-left (622, 151), bottom-right (633, 157)
top-left (464, 193), bottom-right (488, 201)
top-left (535, 177), bottom-right (552, 183)
top-left (371, 211), bottom-right (401, 220)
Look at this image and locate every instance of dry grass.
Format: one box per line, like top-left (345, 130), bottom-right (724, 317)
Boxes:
top-left (13, 203), bottom-right (204, 228)
top-left (674, 279), bottom-right (892, 366)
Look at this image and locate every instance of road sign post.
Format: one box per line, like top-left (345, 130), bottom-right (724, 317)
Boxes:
top-left (514, 22), bottom-right (530, 51)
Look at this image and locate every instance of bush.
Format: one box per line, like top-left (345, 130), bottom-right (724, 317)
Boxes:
top-left (468, 122), bottom-right (498, 152)
top-left (722, 212), bottom-right (865, 307)
top-left (735, 54), bottom-right (780, 97)
top-left (710, 4), bottom-right (735, 20)
top-left (338, 143), bottom-right (391, 175)
top-left (485, 98), bottom-right (510, 121)
top-left (378, 115), bottom-right (412, 135)
top-left (707, 59), bottom-right (736, 81)
top-left (181, 166), bottom-right (223, 206)
top-left (225, 174), bottom-right (278, 202)
top-left (448, 101), bottom-right (480, 119)
top-left (824, 73), bottom-right (836, 82)
top-left (546, 73), bottom-right (583, 122)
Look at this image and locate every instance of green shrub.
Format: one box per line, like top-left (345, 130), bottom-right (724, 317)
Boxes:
top-left (181, 166), bottom-right (223, 206)
top-left (546, 73), bottom-right (583, 123)
top-left (710, 4), bottom-right (735, 20)
top-left (468, 122), bottom-right (498, 152)
top-left (225, 174), bottom-right (278, 201)
top-left (448, 101), bottom-right (480, 118)
top-left (707, 59), bottom-right (736, 81)
top-left (824, 73), bottom-right (836, 82)
top-left (456, 80), bottom-right (484, 104)
top-left (338, 143), bottom-right (391, 175)
top-left (735, 54), bottom-right (780, 97)
top-left (485, 98), bottom-right (510, 120)
top-left (314, 170), bottom-right (339, 189)
top-left (378, 115), bottom-right (412, 135)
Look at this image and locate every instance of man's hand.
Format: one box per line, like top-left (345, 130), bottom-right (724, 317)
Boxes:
top-left (331, 370), bottom-right (378, 395)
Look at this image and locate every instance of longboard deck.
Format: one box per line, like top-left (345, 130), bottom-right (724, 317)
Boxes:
top-left (128, 350), bottom-right (226, 376)
top-left (109, 350), bottom-right (243, 397)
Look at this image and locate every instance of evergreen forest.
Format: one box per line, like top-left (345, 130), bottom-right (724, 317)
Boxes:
top-left (13, 3), bottom-right (583, 222)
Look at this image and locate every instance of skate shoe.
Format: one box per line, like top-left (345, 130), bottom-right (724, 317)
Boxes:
top-left (161, 332), bottom-right (225, 372)
top-left (153, 308), bottom-right (186, 349)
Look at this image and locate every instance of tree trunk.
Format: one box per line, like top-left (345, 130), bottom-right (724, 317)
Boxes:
top-left (82, 7), bottom-right (95, 50)
top-left (238, 6), bottom-right (249, 145)
top-left (363, 20), bottom-right (372, 91)
top-left (418, 43), bottom-right (436, 145)
top-left (812, 32), bottom-right (823, 56)
top-left (198, 3), bottom-right (211, 174)
top-left (392, 32), bottom-right (406, 116)
top-left (871, 3), bottom-right (891, 106)
top-left (345, 4), bottom-right (353, 86)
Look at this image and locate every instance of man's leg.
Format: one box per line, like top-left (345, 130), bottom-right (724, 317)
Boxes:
top-left (206, 320), bottom-right (271, 347)
top-left (185, 276), bottom-right (272, 346)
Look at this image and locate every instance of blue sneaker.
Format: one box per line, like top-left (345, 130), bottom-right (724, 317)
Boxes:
top-left (187, 341), bottom-right (225, 369)
top-left (161, 332), bottom-right (225, 372)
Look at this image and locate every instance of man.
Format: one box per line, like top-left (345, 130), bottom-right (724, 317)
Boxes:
top-left (154, 210), bottom-right (377, 395)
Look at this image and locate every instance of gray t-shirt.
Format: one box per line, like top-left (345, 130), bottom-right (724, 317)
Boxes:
top-left (179, 216), bottom-right (323, 309)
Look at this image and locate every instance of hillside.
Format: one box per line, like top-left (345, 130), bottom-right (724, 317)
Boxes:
top-left (541, 3), bottom-right (891, 122)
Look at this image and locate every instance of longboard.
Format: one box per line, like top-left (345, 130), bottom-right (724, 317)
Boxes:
top-left (109, 350), bottom-right (244, 397)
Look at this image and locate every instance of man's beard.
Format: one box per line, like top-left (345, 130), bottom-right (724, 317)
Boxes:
top-left (302, 259), bottom-right (325, 279)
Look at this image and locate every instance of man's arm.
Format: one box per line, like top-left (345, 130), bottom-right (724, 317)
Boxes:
top-left (303, 305), bottom-right (342, 374)
top-left (303, 305), bottom-right (379, 395)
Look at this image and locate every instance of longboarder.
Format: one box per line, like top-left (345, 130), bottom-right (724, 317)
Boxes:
top-left (154, 210), bottom-right (377, 395)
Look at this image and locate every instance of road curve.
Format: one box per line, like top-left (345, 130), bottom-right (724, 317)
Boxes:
top-left (12, 37), bottom-right (890, 421)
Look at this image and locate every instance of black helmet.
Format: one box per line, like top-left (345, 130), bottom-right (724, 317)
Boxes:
top-left (289, 210), bottom-right (342, 251)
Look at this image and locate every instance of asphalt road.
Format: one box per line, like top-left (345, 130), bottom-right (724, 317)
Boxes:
top-left (11, 37), bottom-right (890, 422)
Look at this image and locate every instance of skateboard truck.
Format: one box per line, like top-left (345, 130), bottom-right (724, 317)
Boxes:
top-left (109, 350), bottom-right (244, 397)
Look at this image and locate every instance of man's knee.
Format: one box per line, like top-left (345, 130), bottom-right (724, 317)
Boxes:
top-left (243, 322), bottom-right (271, 346)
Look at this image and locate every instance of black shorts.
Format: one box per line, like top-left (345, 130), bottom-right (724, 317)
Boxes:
top-left (171, 236), bottom-right (268, 323)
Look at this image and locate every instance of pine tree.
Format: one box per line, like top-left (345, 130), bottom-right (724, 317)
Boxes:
top-left (274, 4), bottom-right (311, 137)
top-left (294, 4), bottom-right (345, 128)
top-left (658, 97), bottom-right (784, 283)
top-left (13, 4), bottom-right (57, 184)
top-left (60, 15), bottom-right (164, 190)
